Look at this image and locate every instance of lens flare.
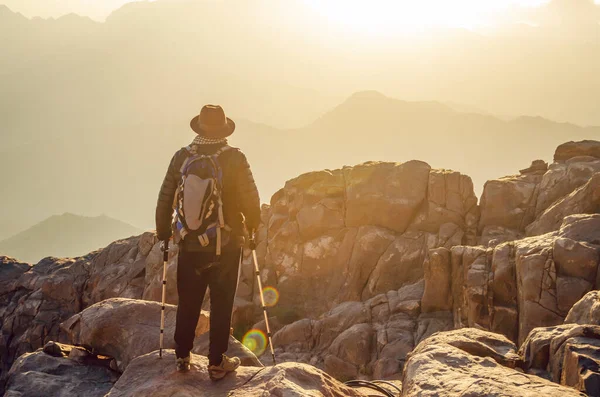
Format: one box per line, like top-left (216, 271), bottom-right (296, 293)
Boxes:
top-left (262, 286), bottom-right (280, 307)
top-left (242, 329), bottom-right (267, 356)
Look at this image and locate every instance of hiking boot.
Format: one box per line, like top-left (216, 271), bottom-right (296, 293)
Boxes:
top-left (176, 356), bottom-right (191, 372)
top-left (207, 354), bottom-right (241, 381)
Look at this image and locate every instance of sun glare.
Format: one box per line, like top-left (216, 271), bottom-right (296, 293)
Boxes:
top-left (303, 0), bottom-right (552, 34)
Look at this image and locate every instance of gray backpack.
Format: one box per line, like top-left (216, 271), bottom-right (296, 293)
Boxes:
top-left (172, 145), bottom-right (231, 255)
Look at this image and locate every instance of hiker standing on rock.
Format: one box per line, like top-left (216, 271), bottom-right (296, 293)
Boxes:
top-left (155, 105), bottom-right (261, 379)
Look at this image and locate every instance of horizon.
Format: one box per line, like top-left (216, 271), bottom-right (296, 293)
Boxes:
top-left (3, 0), bottom-right (600, 29)
top-left (1, 0), bottom-right (600, 253)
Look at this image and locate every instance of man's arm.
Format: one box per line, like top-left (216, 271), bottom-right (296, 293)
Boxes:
top-left (235, 152), bottom-right (261, 233)
top-left (155, 154), bottom-right (178, 241)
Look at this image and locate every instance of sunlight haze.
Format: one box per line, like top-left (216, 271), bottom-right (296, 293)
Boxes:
top-left (1, 0), bottom-right (599, 245)
top-left (0, 0), bottom-right (571, 23)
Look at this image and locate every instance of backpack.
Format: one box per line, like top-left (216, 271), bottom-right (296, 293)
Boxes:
top-left (172, 144), bottom-right (231, 255)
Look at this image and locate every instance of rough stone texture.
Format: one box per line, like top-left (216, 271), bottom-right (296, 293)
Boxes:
top-left (526, 173), bottom-right (600, 236)
top-left (83, 232), bottom-right (157, 307)
top-left (0, 255), bottom-right (91, 392)
top-left (106, 350), bottom-right (367, 397)
top-left (565, 291), bottom-right (600, 325)
top-left (4, 348), bottom-right (118, 397)
top-left (519, 324), bottom-right (600, 395)
top-left (401, 328), bottom-right (585, 397)
top-left (478, 143), bottom-right (600, 247)
top-left (4, 141), bottom-right (600, 394)
top-left (266, 280), bottom-right (447, 380)
top-left (479, 172), bottom-right (544, 246)
top-left (448, 214), bottom-right (600, 345)
top-left (555, 140), bottom-right (600, 163)
top-left (60, 298), bottom-right (211, 371)
top-left (535, 156), bottom-right (600, 217)
top-left (248, 161), bottom-right (478, 320)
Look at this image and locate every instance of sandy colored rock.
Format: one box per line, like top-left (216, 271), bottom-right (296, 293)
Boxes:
top-left (402, 328), bottom-right (585, 397)
top-left (106, 350), bottom-right (366, 397)
top-left (61, 298), bottom-right (209, 371)
top-left (4, 349), bottom-right (118, 397)
top-left (268, 281), bottom-right (433, 381)
top-left (535, 157), bottom-right (600, 217)
top-left (251, 161), bottom-right (478, 320)
top-left (526, 173), bottom-right (600, 237)
top-left (565, 290), bottom-right (600, 325)
top-left (519, 324), bottom-right (600, 395)
top-left (0, 256), bottom-right (91, 391)
top-left (450, 214), bottom-right (600, 345)
top-left (478, 172), bottom-right (541, 244)
top-left (83, 232), bottom-right (158, 306)
top-left (554, 140), bottom-right (600, 163)
top-left (421, 248), bottom-right (452, 312)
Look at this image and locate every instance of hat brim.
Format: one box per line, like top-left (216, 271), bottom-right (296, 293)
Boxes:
top-left (190, 116), bottom-right (236, 138)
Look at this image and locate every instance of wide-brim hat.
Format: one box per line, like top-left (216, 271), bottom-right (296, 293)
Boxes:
top-left (190, 104), bottom-right (236, 138)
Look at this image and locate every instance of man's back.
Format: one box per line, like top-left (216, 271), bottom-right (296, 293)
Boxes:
top-left (155, 104), bottom-right (260, 377)
top-left (155, 141), bottom-right (260, 252)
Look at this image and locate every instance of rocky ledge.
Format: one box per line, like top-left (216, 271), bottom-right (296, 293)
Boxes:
top-left (2, 140), bottom-right (600, 396)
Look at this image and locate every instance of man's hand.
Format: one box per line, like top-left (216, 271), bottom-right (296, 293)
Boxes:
top-left (248, 228), bottom-right (257, 250)
top-left (159, 236), bottom-right (172, 251)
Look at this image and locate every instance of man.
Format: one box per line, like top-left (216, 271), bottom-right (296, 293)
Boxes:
top-left (155, 104), bottom-right (261, 380)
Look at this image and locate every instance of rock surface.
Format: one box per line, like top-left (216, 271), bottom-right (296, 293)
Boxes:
top-left (520, 324), bottom-right (600, 395)
top-left (566, 291), bottom-right (600, 326)
top-left (106, 350), bottom-right (367, 397)
top-left (3, 140), bottom-right (600, 395)
top-left (479, 144), bottom-right (600, 246)
top-left (245, 161), bottom-right (478, 321)
top-left (267, 280), bottom-right (453, 380)
top-left (446, 214), bottom-right (600, 344)
top-left (401, 328), bottom-right (586, 397)
top-left (61, 298), bottom-right (208, 371)
top-left (4, 347), bottom-right (118, 397)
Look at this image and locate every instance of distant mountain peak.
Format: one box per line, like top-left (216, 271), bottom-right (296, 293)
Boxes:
top-left (347, 90), bottom-right (389, 101)
top-left (0, 4), bottom-right (25, 20)
top-left (0, 213), bottom-right (143, 263)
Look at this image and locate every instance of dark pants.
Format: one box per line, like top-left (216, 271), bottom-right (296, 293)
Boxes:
top-left (174, 248), bottom-right (241, 365)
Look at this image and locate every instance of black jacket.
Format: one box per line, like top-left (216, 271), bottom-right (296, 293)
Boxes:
top-left (155, 142), bottom-right (261, 251)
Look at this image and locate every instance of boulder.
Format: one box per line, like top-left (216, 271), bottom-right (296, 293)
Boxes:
top-left (401, 328), bottom-right (585, 397)
top-left (450, 214), bottom-right (600, 345)
top-left (344, 161), bottom-right (431, 233)
top-left (105, 350), bottom-right (366, 397)
top-left (60, 298), bottom-right (210, 371)
top-left (250, 161), bottom-right (478, 320)
top-left (565, 291), bottom-right (600, 325)
top-left (526, 173), bottom-right (600, 237)
top-left (554, 140), bottom-right (600, 162)
top-left (82, 233), bottom-right (159, 306)
top-left (519, 324), bottom-right (600, 395)
top-left (268, 280), bottom-right (438, 381)
top-left (4, 348), bottom-right (118, 397)
top-left (478, 172), bottom-right (542, 245)
top-left (535, 157), bottom-right (600, 217)
top-left (0, 255), bottom-right (91, 392)
top-left (421, 248), bottom-right (452, 312)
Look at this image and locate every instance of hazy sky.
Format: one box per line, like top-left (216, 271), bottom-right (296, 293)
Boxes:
top-left (5, 0), bottom-right (595, 24)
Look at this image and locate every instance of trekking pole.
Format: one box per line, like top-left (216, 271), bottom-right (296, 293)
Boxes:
top-left (249, 233), bottom-right (276, 365)
top-left (159, 239), bottom-right (169, 358)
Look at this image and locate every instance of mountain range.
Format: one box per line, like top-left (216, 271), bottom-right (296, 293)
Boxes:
top-left (1, 90), bottom-right (599, 240)
top-left (0, 213), bottom-right (142, 263)
top-left (1, 0), bottom-right (600, 237)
